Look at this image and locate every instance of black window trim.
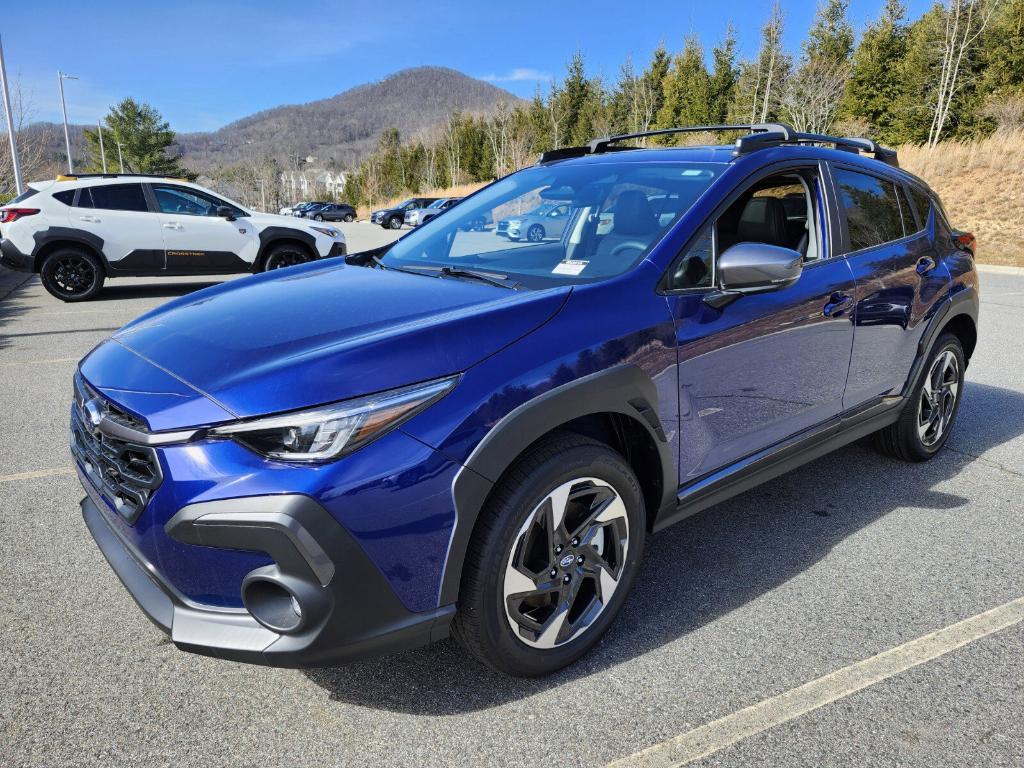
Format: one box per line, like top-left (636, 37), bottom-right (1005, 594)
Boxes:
top-left (146, 183), bottom-right (248, 218)
top-left (828, 161), bottom-right (926, 257)
top-left (74, 182), bottom-right (151, 213)
top-left (659, 158), bottom-right (838, 296)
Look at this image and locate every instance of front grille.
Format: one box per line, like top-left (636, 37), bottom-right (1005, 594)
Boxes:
top-left (71, 375), bottom-right (161, 523)
top-left (497, 221), bottom-right (509, 233)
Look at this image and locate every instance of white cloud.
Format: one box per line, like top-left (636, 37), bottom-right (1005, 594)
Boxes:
top-left (480, 68), bottom-right (552, 83)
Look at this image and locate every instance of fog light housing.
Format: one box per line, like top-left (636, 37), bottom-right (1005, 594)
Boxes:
top-left (242, 577), bottom-right (303, 634)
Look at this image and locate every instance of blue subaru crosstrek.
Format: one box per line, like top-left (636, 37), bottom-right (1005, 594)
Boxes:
top-left (74, 124), bottom-right (979, 676)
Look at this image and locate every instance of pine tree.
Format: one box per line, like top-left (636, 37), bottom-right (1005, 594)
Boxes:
top-left (656, 36), bottom-right (712, 138)
top-left (709, 26), bottom-right (739, 123)
top-left (83, 98), bottom-right (188, 176)
top-left (644, 42), bottom-right (672, 126)
top-left (980, 0), bottom-right (1024, 97)
top-left (805, 0), bottom-right (855, 65)
top-left (840, 0), bottom-right (907, 142)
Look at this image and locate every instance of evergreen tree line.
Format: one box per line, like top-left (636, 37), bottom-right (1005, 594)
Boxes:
top-left (345, 0), bottom-right (1023, 207)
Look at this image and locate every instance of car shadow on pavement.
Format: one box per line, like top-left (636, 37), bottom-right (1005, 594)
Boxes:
top-left (0, 273), bottom-right (34, 352)
top-left (90, 281), bottom-right (227, 301)
top-left (304, 381), bottom-right (1024, 714)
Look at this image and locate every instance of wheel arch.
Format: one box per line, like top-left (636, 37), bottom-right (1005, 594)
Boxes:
top-left (902, 287), bottom-right (979, 398)
top-left (255, 227), bottom-right (318, 271)
top-left (440, 364), bottom-right (677, 605)
top-left (32, 229), bottom-right (108, 274)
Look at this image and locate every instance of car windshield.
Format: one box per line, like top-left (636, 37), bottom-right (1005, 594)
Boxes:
top-left (427, 199), bottom-right (447, 209)
top-left (379, 161), bottom-right (721, 288)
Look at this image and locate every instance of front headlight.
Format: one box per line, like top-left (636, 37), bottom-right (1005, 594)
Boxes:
top-left (310, 225), bottom-right (340, 238)
top-left (209, 377), bottom-right (457, 462)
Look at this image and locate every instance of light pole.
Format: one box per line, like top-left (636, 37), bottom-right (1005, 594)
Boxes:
top-left (0, 35), bottom-right (23, 194)
top-left (58, 71), bottom-right (78, 174)
top-left (97, 121), bottom-right (107, 173)
top-left (116, 141), bottom-right (124, 173)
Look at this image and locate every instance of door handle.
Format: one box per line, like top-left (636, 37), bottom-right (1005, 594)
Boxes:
top-left (823, 292), bottom-right (854, 318)
top-left (78, 215), bottom-right (100, 223)
top-left (162, 222), bottom-right (183, 230)
top-left (916, 256), bottom-right (936, 275)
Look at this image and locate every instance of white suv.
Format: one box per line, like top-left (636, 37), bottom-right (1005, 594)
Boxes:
top-left (0, 174), bottom-right (347, 301)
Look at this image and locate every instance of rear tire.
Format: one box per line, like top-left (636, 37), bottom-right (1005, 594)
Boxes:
top-left (40, 248), bottom-right (105, 302)
top-left (314, 214), bottom-right (324, 221)
top-left (452, 433), bottom-right (645, 676)
top-left (873, 333), bottom-right (965, 461)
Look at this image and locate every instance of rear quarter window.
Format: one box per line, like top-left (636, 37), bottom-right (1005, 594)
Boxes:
top-left (52, 190), bottom-right (75, 206)
top-left (833, 168), bottom-right (905, 252)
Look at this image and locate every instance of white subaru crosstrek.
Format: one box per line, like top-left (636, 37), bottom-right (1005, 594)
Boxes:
top-left (0, 174), bottom-right (347, 301)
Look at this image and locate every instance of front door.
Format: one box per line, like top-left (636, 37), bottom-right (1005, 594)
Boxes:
top-left (664, 165), bottom-right (856, 484)
top-left (150, 184), bottom-right (259, 273)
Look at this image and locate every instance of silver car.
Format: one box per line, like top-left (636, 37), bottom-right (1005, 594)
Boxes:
top-left (495, 203), bottom-right (572, 242)
top-left (404, 197), bottom-right (462, 227)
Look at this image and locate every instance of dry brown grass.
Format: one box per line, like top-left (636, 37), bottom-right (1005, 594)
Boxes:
top-left (899, 130), bottom-right (1024, 266)
top-left (361, 132), bottom-right (1023, 266)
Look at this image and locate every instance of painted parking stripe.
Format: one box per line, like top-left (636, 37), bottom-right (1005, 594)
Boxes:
top-left (608, 595), bottom-right (1024, 768)
top-left (0, 467), bottom-right (76, 483)
top-left (0, 356), bottom-right (80, 367)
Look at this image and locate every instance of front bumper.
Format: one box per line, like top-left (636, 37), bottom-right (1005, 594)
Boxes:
top-left (82, 490), bottom-right (454, 667)
top-left (326, 241), bottom-right (347, 258)
top-left (0, 238), bottom-right (33, 271)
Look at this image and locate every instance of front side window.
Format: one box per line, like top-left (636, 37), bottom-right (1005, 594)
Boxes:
top-left (80, 184), bottom-right (148, 212)
top-left (834, 169), bottom-right (905, 252)
top-left (153, 185), bottom-right (244, 217)
top-left (381, 161), bottom-right (721, 288)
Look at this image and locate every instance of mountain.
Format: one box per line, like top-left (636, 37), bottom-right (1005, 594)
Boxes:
top-left (174, 66), bottom-right (522, 171)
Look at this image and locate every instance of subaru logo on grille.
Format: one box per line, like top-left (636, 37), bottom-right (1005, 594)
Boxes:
top-left (559, 554), bottom-right (575, 568)
top-left (84, 398), bottom-right (105, 428)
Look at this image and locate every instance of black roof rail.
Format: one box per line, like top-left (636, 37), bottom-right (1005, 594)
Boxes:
top-left (55, 172), bottom-right (190, 181)
top-left (537, 122), bottom-right (898, 167)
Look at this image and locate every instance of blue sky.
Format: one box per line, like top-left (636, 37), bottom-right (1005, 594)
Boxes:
top-left (4, 0), bottom-right (932, 133)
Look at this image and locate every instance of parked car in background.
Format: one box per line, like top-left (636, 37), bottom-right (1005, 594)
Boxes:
top-left (309, 202), bottom-right (357, 223)
top-left (70, 123), bottom-right (978, 676)
top-left (371, 197), bottom-right (439, 229)
top-left (405, 197), bottom-right (462, 227)
top-left (0, 173), bottom-right (347, 301)
top-left (496, 202), bottom-right (572, 242)
top-left (293, 201), bottom-right (332, 218)
top-left (279, 201), bottom-right (308, 216)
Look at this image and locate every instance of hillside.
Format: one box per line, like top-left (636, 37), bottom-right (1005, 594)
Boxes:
top-left (174, 66), bottom-right (521, 170)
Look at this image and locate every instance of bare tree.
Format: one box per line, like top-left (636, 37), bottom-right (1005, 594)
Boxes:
top-left (441, 112), bottom-right (463, 185)
top-left (781, 57), bottom-right (849, 133)
top-left (0, 79), bottom-right (50, 196)
top-left (928, 0), bottom-right (996, 148)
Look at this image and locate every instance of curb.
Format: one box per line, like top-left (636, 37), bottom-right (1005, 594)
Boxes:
top-left (976, 263), bottom-right (1024, 275)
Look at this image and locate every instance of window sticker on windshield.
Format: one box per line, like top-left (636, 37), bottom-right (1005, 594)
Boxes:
top-left (553, 260), bottom-right (588, 276)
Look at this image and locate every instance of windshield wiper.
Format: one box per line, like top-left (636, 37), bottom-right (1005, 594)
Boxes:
top-left (369, 255), bottom-right (435, 279)
top-left (399, 264), bottom-right (519, 290)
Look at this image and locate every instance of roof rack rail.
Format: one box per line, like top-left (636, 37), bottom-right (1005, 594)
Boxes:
top-left (537, 122), bottom-right (898, 167)
top-left (55, 172), bottom-right (189, 181)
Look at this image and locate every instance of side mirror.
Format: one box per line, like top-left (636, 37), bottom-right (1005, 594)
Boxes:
top-left (718, 242), bottom-right (802, 292)
top-left (215, 206), bottom-right (235, 221)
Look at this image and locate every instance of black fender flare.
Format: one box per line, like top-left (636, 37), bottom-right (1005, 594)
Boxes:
top-left (257, 227), bottom-right (319, 269)
top-left (902, 286), bottom-right (979, 397)
top-left (32, 227), bottom-right (108, 273)
top-left (439, 364), bottom-right (677, 605)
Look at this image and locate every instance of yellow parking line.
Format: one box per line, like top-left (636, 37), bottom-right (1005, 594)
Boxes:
top-left (608, 595), bottom-right (1024, 768)
top-left (0, 467), bottom-right (76, 483)
top-left (0, 357), bottom-right (80, 367)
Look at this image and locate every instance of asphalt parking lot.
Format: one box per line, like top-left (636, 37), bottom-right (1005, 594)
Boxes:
top-left (1, 237), bottom-right (1022, 766)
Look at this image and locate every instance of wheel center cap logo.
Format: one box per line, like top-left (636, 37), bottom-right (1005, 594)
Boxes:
top-left (84, 398), bottom-right (104, 428)
top-left (559, 554), bottom-right (575, 568)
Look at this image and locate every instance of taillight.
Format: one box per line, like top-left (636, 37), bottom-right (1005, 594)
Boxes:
top-left (953, 230), bottom-right (976, 254)
top-left (0, 208), bottom-right (40, 224)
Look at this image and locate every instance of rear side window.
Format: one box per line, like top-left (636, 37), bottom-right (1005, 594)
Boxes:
top-left (52, 190), bottom-right (75, 206)
top-left (80, 184), bottom-right (148, 212)
top-left (909, 187), bottom-right (932, 226)
top-left (833, 169), bottom-right (905, 252)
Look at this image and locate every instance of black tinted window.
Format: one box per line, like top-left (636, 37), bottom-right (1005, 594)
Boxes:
top-left (909, 187), bottom-right (931, 226)
top-left (10, 188), bottom-right (38, 204)
top-left (52, 190), bottom-right (75, 205)
top-left (896, 186), bottom-right (921, 233)
top-left (834, 169), bottom-right (905, 251)
top-left (84, 184), bottom-right (148, 212)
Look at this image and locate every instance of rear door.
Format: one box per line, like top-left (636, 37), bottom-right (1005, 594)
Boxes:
top-left (71, 183), bottom-right (165, 273)
top-left (150, 184), bottom-right (259, 273)
top-left (832, 166), bottom-right (951, 408)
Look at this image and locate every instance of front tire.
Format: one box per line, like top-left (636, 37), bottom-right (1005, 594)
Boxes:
top-left (262, 243), bottom-right (312, 271)
top-left (40, 248), bottom-right (105, 302)
top-left (874, 333), bottom-right (965, 461)
top-left (387, 215), bottom-right (403, 230)
top-left (526, 224), bottom-right (545, 243)
top-left (453, 433), bottom-right (645, 676)
top-left (343, 213), bottom-right (355, 223)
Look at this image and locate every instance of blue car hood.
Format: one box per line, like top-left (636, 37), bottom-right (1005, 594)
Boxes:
top-left (99, 261), bottom-right (568, 425)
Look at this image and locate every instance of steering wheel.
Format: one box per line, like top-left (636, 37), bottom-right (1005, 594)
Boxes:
top-left (609, 241), bottom-right (647, 258)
